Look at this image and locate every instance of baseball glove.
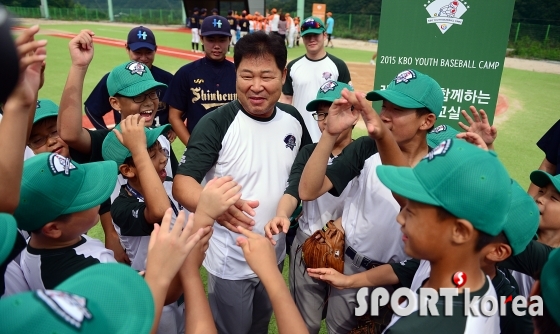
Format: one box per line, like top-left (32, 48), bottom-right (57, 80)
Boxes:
top-left (301, 220), bottom-right (345, 273)
top-left (349, 305), bottom-right (394, 334)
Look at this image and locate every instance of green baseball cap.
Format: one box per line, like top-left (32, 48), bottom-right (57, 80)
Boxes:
top-left (541, 247), bottom-right (560, 327)
top-left (503, 180), bottom-right (539, 255)
top-left (427, 124), bottom-right (460, 148)
top-left (306, 81), bottom-right (354, 111)
top-left (13, 153), bottom-right (117, 232)
top-left (376, 138), bottom-right (511, 236)
top-left (366, 69), bottom-right (443, 116)
top-left (530, 170), bottom-right (560, 193)
top-left (300, 16), bottom-right (325, 36)
top-left (102, 124), bottom-right (171, 165)
top-left (107, 61), bottom-right (167, 97)
top-left (0, 213), bottom-right (17, 266)
top-left (33, 99), bottom-right (59, 124)
top-left (0, 263), bottom-right (154, 333)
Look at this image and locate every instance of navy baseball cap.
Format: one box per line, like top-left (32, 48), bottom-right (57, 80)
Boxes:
top-left (201, 15), bottom-right (231, 36)
top-left (193, 7), bottom-right (199, 12)
top-left (127, 26), bottom-right (156, 51)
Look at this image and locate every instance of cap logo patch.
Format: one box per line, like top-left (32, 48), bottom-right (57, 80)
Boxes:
top-left (284, 134), bottom-right (296, 151)
top-left (393, 70), bottom-right (417, 84)
top-left (36, 290), bottom-right (92, 329)
top-left (213, 19), bottom-right (223, 28)
top-left (320, 80), bottom-right (338, 93)
top-left (430, 124), bottom-right (448, 134)
top-left (126, 62), bottom-right (146, 76)
top-left (137, 30), bottom-right (147, 40)
top-left (424, 139), bottom-right (452, 161)
top-left (49, 153), bottom-right (77, 176)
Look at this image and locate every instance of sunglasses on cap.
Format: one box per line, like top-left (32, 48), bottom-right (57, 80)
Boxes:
top-left (301, 19), bottom-right (322, 32)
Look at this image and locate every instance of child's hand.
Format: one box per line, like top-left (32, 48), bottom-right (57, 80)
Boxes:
top-left (264, 216), bottom-right (290, 245)
top-left (197, 176), bottom-right (242, 221)
top-left (324, 89), bottom-right (358, 136)
top-left (69, 29), bottom-right (94, 68)
top-left (456, 132), bottom-right (489, 150)
top-left (112, 114), bottom-right (147, 155)
top-left (306, 267), bottom-right (351, 290)
top-left (458, 106), bottom-right (497, 148)
top-left (236, 226), bottom-right (279, 279)
top-left (342, 89), bottom-right (386, 140)
top-left (145, 209), bottom-right (212, 285)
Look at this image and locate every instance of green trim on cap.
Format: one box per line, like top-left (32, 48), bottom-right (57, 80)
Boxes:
top-left (33, 99), bottom-right (59, 124)
top-left (14, 153), bottom-right (118, 232)
top-left (306, 81), bottom-right (354, 111)
top-left (102, 124), bottom-right (171, 165)
top-left (300, 16), bottom-right (326, 37)
top-left (541, 248), bottom-right (560, 328)
top-left (0, 213), bottom-right (17, 266)
top-left (377, 138), bottom-right (511, 236)
top-left (530, 170), bottom-right (560, 193)
top-left (0, 263), bottom-right (154, 333)
top-left (503, 180), bottom-right (539, 255)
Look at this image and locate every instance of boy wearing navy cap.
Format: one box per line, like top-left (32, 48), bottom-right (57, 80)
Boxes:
top-left (163, 15), bottom-right (236, 146)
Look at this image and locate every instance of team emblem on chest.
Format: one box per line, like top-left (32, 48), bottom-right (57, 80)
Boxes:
top-left (284, 134), bottom-right (297, 151)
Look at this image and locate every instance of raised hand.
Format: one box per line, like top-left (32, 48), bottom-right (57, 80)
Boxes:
top-left (11, 26), bottom-right (47, 104)
top-left (236, 226), bottom-right (279, 279)
top-left (216, 198), bottom-right (259, 233)
top-left (342, 89), bottom-right (386, 140)
top-left (264, 216), bottom-right (291, 245)
top-left (112, 114), bottom-right (147, 155)
top-left (456, 131), bottom-right (489, 150)
top-left (68, 29), bottom-right (95, 68)
top-left (198, 176), bottom-right (243, 222)
top-left (306, 267), bottom-right (351, 290)
top-left (458, 106), bottom-right (497, 148)
top-left (324, 89), bottom-right (359, 136)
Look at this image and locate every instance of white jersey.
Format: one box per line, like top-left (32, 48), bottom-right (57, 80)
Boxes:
top-left (177, 100), bottom-right (312, 280)
top-left (384, 260), bottom-right (500, 334)
top-left (270, 14), bottom-right (279, 31)
top-left (3, 261), bottom-right (30, 297)
top-left (282, 54), bottom-right (352, 142)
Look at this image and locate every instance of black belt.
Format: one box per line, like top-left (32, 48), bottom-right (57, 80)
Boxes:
top-left (345, 246), bottom-right (385, 270)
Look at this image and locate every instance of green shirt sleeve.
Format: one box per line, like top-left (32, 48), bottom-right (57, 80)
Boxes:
top-left (328, 54), bottom-right (351, 84)
top-left (326, 136), bottom-right (378, 196)
top-left (499, 240), bottom-right (554, 278)
top-left (284, 143), bottom-right (317, 202)
top-left (389, 258), bottom-right (420, 289)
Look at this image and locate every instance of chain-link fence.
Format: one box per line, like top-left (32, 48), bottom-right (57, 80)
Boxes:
top-left (7, 6), bottom-right (560, 60)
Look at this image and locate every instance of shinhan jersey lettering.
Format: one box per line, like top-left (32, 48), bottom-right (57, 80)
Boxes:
top-left (191, 87), bottom-right (238, 109)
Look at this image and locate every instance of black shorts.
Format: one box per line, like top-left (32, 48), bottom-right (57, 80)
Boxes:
top-left (327, 33), bottom-right (332, 41)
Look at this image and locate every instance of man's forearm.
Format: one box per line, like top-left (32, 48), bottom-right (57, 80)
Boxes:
top-left (173, 175), bottom-right (202, 213)
top-left (299, 132), bottom-right (337, 201)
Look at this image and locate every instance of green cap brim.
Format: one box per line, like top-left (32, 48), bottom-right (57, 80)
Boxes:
top-left (530, 170), bottom-right (560, 192)
top-left (146, 124), bottom-right (171, 147)
top-left (114, 81), bottom-right (167, 98)
top-left (376, 165), bottom-right (441, 206)
top-left (306, 98), bottom-right (333, 111)
top-left (0, 214), bottom-right (17, 266)
top-left (301, 28), bottom-right (324, 37)
top-left (541, 248), bottom-right (560, 328)
top-left (33, 111), bottom-right (58, 125)
top-left (0, 263), bottom-right (154, 333)
top-left (366, 89), bottom-right (426, 109)
top-left (62, 161), bottom-right (118, 215)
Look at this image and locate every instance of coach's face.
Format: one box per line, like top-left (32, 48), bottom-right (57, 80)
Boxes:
top-left (127, 47), bottom-right (156, 68)
top-left (236, 53), bottom-right (286, 118)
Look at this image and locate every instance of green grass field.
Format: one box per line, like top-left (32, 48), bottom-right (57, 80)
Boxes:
top-left (30, 21), bottom-right (560, 334)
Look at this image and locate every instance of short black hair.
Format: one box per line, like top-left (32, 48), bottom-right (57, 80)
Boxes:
top-left (233, 31), bottom-right (287, 72)
top-left (416, 107), bottom-right (435, 132)
top-left (475, 231), bottom-right (508, 252)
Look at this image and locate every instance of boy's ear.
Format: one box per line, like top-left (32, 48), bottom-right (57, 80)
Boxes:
top-left (484, 243), bottom-right (513, 263)
top-left (41, 222), bottom-right (63, 239)
top-left (451, 219), bottom-right (476, 246)
top-left (420, 113), bottom-right (436, 131)
top-left (109, 97), bottom-right (122, 112)
top-left (119, 163), bottom-right (136, 178)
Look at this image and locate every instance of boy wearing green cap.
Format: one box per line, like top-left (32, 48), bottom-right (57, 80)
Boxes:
top-left (14, 153), bottom-right (118, 290)
top-left (530, 247), bottom-right (560, 333)
top-left (0, 213), bottom-right (29, 297)
top-left (312, 179), bottom-right (538, 334)
top-left (299, 69), bottom-right (440, 333)
top-left (372, 138), bottom-right (511, 333)
top-left (58, 30), bottom-right (175, 176)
